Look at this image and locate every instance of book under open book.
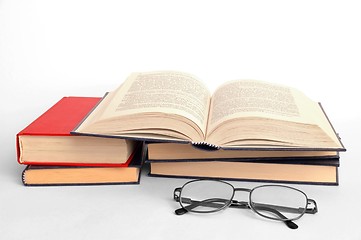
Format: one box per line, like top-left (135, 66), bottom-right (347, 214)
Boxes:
top-left (147, 142), bottom-right (339, 161)
top-left (17, 97), bottom-right (136, 166)
top-left (73, 71), bottom-right (345, 151)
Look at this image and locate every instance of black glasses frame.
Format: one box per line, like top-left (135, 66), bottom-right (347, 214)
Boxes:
top-left (173, 179), bottom-right (318, 229)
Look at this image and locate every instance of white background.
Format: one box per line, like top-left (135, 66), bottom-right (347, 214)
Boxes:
top-left (1, 1), bottom-right (360, 239)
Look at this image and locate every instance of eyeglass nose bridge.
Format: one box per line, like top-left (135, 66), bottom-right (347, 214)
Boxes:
top-left (229, 188), bottom-right (252, 208)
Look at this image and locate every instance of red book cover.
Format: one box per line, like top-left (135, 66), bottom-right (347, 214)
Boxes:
top-left (16, 97), bottom-right (134, 167)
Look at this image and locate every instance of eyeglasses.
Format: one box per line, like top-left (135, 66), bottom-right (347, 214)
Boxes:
top-left (173, 179), bottom-right (318, 229)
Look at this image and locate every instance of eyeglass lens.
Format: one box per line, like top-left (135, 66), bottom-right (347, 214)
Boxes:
top-left (179, 180), bottom-right (234, 213)
top-left (250, 185), bottom-right (308, 221)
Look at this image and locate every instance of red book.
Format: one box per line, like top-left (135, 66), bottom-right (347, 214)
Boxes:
top-left (17, 97), bottom-right (137, 167)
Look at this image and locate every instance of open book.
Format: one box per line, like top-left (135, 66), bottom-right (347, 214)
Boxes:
top-left (73, 71), bottom-right (345, 151)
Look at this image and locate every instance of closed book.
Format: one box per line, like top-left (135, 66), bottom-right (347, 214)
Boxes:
top-left (22, 143), bottom-right (145, 186)
top-left (17, 96), bottom-right (136, 167)
top-left (148, 158), bottom-right (339, 185)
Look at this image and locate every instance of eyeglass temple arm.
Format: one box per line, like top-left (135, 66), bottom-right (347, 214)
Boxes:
top-left (174, 187), bottom-right (232, 211)
top-left (175, 197), bottom-right (230, 215)
top-left (174, 188), bottom-right (195, 215)
top-left (229, 201), bottom-right (298, 229)
top-left (253, 205), bottom-right (299, 229)
top-left (248, 203), bottom-right (316, 215)
top-left (230, 199), bottom-right (317, 215)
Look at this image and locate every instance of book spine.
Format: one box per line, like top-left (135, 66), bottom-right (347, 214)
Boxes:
top-left (16, 134), bottom-right (21, 164)
top-left (21, 166), bottom-right (29, 186)
top-left (71, 93), bottom-right (109, 133)
top-left (191, 141), bottom-right (221, 151)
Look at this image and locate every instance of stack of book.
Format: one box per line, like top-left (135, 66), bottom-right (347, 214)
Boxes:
top-left (16, 97), bottom-right (144, 186)
top-left (18, 71), bottom-right (346, 186)
top-left (71, 71), bottom-right (346, 185)
top-left (146, 143), bottom-right (341, 185)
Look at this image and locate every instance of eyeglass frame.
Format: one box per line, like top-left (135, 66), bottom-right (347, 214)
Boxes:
top-left (173, 179), bottom-right (318, 229)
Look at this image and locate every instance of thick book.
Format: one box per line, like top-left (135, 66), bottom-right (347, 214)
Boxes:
top-left (147, 142), bottom-right (340, 162)
top-left (22, 143), bottom-right (145, 186)
top-left (17, 96), bottom-right (136, 166)
top-left (148, 157), bottom-right (340, 185)
top-left (72, 71), bottom-right (345, 152)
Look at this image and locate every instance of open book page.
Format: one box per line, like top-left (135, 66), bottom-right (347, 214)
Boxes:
top-left (291, 90), bottom-right (342, 146)
top-left (206, 80), bottom-right (342, 148)
top-left (76, 71), bottom-right (211, 141)
top-left (208, 80), bottom-right (311, 128)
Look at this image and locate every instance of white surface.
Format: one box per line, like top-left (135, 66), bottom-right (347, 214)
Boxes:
top-left (1, 1), bottom-right (361, 239)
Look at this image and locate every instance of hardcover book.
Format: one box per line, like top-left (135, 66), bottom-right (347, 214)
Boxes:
top-left (22, 143), bottom-right (145, 186)
top-left (147, 142), bottom-right (340, 161)
top-left (72, 71), bottom-right (345, 152)
top-left (146, 142), bottom-right (340, 185)
top-left (148, 157), bottom-right (340, 185)
top-left (17, 96), bottom-right (136, 166)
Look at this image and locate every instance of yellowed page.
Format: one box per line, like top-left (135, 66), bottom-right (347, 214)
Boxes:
top-left (207, 80), bottom-right (341, 146)
top-left (95, 71), bottom-right (211, 136)
top-left (148, 143), bottom-right (338, 160)
top-left (292, 91), bottom-right (342, 146)
top-left (208, 80), bottom-right (309, 129)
